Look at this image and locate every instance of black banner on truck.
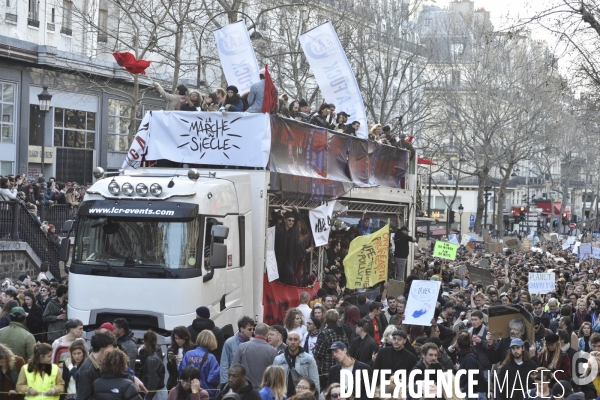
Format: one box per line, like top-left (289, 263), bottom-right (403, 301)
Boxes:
top-left (79, 200), bottom-right (198, 220)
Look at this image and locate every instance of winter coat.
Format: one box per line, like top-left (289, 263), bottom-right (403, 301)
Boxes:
top-left (140, 349), bottom-right (166, 400)
top-left (496, 359), bottom-right (537, 400)
top-left (273, 348), bottom-right (320, 393)
top-left (348, 335), bottom-right (378, 364)
top-left (179, 346), bottom-right (220, 399)
top-left (0, 188), bottom-right (17, 201)
top-left (259, 386), bottom-right (281, 400)
top-left (188, 318), bottom-right (225, 362)
top-left (153, 82), bottom-right (182, 110)
top-left (92, 373), bottom-right (142, 400)
top-left (232, 337), bottom-right (278, 389)
top-left (215, 380), bottom-right (261, 400)
top-left (76, 354), bottom-right (102, 400)
top-left (167, 384), bottom-right (209, 400)
top-left (313, 325), bottom-right (349, 376)
top-left (373, 347), bottom-right (417, 374)
top-left (0, 355), bottom-right (25, 400)
top-left (23, 304), bottom-right (44, 341)
top-left (328, 360), bottom-right (372, 400)
top-left (0, 322), bottom-right (35, 361)
top-left (219, 334), bottom-right (247, 383)
top-left (117, 330), bottom-right (138, 370)
top-left (309, 114), bottom-right (334, 130)
top-left (42, 298), bottom-right (66, 343)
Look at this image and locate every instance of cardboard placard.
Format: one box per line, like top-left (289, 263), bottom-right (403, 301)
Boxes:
top-left (487, 305), bottom-right (534, 345)
top-left (466, 241), bottom-right (475, 254)
top-left (455, 265), bottom-right (468, 275)
top-left (503, 237), bottom-right (521, 252)
top-left (480, 259), bottom-right (490, 269)
top-left (494, 243), bottom-right (503, 253)
top-left (387, 279), bottom-right (405, 298)
top-left (418, 238), bottom-right (428, 249)
top-left (522, 238), bottom-right (531, 251)
top-left (466, 264), bottom-right (495, 286)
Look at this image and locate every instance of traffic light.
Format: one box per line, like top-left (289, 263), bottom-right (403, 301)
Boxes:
top-left (562, 213), bottom-right (568, 225)
top-left (449, 210), bottom-right (456, 224)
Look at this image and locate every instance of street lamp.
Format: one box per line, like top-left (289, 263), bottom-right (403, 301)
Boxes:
top-left (483, 185), bottom-right (492, 234)
top-left (36, 86), bottom-right (53, 175)
top-left (458, 203), bottom-right (464, 236)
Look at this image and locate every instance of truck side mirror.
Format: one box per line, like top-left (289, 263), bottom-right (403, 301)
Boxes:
top-left (210, 225), bottom-right (229, 269)
top-left (59, 237), bottom-right (70, 263)
top-left (62, 220), bottom-right (73, 234)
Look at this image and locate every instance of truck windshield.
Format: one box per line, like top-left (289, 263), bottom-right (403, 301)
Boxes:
top-left (73, 216), bottom-right (200, 269)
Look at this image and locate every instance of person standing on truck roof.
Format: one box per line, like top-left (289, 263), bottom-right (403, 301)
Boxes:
top-left (219, 317), bottom-right (255, 384)
top-left (188, 307), bottom-right (225, 363)
top-left (357, 211), bottom-right (371, 236)
top-left (274, 206), bottom-right (300, 286)
top-left (113, 318), bottom-right (138, 371)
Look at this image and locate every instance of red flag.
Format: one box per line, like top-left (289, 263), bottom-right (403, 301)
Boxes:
top-left (112, 52), bottom-right (151, 75)
top-left (261, 65), bottom-right (278, 113)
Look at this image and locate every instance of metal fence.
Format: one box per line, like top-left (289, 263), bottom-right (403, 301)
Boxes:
top-left (0, 201), bottom-right (62, 279)
top-left (38, 204), bottom-right (78, 232)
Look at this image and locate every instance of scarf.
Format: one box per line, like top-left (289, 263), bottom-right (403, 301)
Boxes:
top-left (576, 310), bottom-right (588, 326)
top-left (303, 330), bottom-right (319, 353)
top-left (237, 332), bottom-right (250, 343)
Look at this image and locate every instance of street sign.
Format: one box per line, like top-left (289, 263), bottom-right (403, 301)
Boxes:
top-left (469, 214), bottom-right (475, 229)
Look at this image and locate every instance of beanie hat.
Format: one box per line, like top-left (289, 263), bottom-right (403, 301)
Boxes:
top-left (299, 99), bottom-right (309, 108)
top-left (99, 322), bottom-right (114, 332)
top-left (196, 306), bottom-right (210, 319)
top-left (226, 85), bottom-right (239, 94)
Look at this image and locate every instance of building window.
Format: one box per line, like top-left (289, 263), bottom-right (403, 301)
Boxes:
top-left (424, 19), bottom-right (432, 26)
top-left (28, 0), bottom-right (38, 20)
top-left (451, 70), bottom-right (461, 86)
top-left (108, 99), bottom-right (162, 152)
top-left (451, 43), bottom-right (464, 56)
top-left (0, 161), bottom-right (12, 175)
top-left (54, 108), bottom-right (96, 149)
top-left (62, 0), bottom-right (72, 29)
top-left (97, 9), bottom-right (108, 42)
top-left (51, 8), bottom-right (55, 23)
top-left (1, 83), bottom-right (16, 143)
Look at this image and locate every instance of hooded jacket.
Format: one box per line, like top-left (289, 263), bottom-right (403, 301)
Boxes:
top-left (188, 318), bottom-right (224, 363)
top-left (92, 373), bottom-right (142, 400)
top-left (312, 324), bottom-right (349, 375)
top-left (42, 297), bottom-right (66, 343)
top-left (0, 322), bottom-right (36, 361)
top-left (117, 330), bottom-right (138, 370)
top-left (139, 348), bottom-right (165, 400)
top-left (496, 359), bottom-right (537, 400)
top-left (215, 380), bottom-right (261, 400)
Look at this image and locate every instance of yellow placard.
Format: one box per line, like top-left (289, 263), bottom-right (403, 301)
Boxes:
top-left (344, 223), bottom-right (389, 289)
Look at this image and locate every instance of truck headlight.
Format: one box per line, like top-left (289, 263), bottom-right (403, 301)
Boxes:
top-left (136, 183), bottom-right (148, 196)
top-left (150, 183), bottom-right (162, 196)
top-left (122, 182), bottom-right (134, 196)
top-left (108, 181), bottom-right (120, 195)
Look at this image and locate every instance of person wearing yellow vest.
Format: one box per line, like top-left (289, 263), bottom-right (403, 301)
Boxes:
top-left (16, 343), bottom-right (64, 400)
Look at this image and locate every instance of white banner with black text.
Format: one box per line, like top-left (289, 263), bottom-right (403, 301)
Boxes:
top-left (309, 201), bottom-right (336, 247)
top-left (299, 21), bottom-right (368, 138)
top-left (122, 111), bottom-right (271, 169)
top-left (213, 20), bottom-right (260, 94)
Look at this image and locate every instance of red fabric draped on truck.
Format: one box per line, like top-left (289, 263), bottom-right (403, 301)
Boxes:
top-left (263, 274), bottom-right (321, 326)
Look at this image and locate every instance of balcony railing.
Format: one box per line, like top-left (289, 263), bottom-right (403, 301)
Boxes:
top-left (47, 23), bottom-right (55, 31)
top-left (5, 13), bottom-right (17, 23)
top-left (27, 18), bottom-right (40, 27)
top-left (60, 26), bottom-right (72, 36)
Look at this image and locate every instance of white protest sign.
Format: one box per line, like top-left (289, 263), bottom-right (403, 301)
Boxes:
top-left (266, 227), bottom-right (279, 282)
top-left (593, 247), bottom-right (600, 260)
top-left (561, 242), bottom-right (570, 250)
top-left (404, 280), bottom-right (441, 326)
top-left (567, 236), bottom-right (577, 245)
top-left (131, 111), bottom-right (271, 168)
top-left (448, 234), bottom-right (459, 245)
top-left (528, 272), bottom-right (556, 294)
top-left (299, 22), bottom-right (368, 138)
top-left (580, 243), bottom-right (592, 259)
top-left (573, 241), bottom-right (581, 254)
top-left (308, 201), bottom-right (336, 247)
top-left (461, 235), bottom-right (470, 246)
top-left (527, 230), bottom-right (535, 239)
top-left (213, 21), bottom-right (260, 94)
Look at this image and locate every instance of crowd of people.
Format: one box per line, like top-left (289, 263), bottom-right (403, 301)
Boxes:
top-left (1, 232), bottom-right (599, 400)
top-left (150, 75), bottom-right (413, 149)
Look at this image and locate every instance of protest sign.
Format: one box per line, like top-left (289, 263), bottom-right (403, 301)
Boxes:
top-left (433, 241), bottom-right (458, 260)
top-left (344, 224), bottom-right (389, 289)
top-left (418, 238), bottom-right (428, 249)
top-left (562, 242), bottom-right (571, 250)
top-left (404, 280), bottom-right (441, 326)
top-left (487, 305), bottom-right (534, 344)
top-left (528, 272), bottom-right (556, 294)
top-left (448, 234), bottom-right (459, 245)
top-left (461, 235), bottom-right (470, 246)
top-left (550, 233), bottom-right (559, 243)
top-left (522, 238), bottom-right (531, 251)
top-left (480, 259), bottom-right (490, 269)
top-left (503, 237), bottom-right (521, 252)
top-left (266, 227), bottom-right (279, 282)
top-left (580, 243), bottom-right (592, 260)
top-left (466, 241), bottom-right (475, 254)
top-left (466, 264), bottom-right (495, 286)
top-left (593, 247), bottom-right (600, 260)
top-left (308, 201), bottom-right (336, 246)
top-left (387, 279), bottom-right (405, 298)
top-left (473, 241), bottom-right (485, 252)
top-left (455, 265), bottom-right (468, 275)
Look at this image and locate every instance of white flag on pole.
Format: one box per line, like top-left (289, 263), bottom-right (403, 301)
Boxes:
top-left (309, 201), bottom-right (336, 247)
top-left (299, 22), bottom-right (368, 138)
top-left (213, 21), bottom-right (260, 94)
